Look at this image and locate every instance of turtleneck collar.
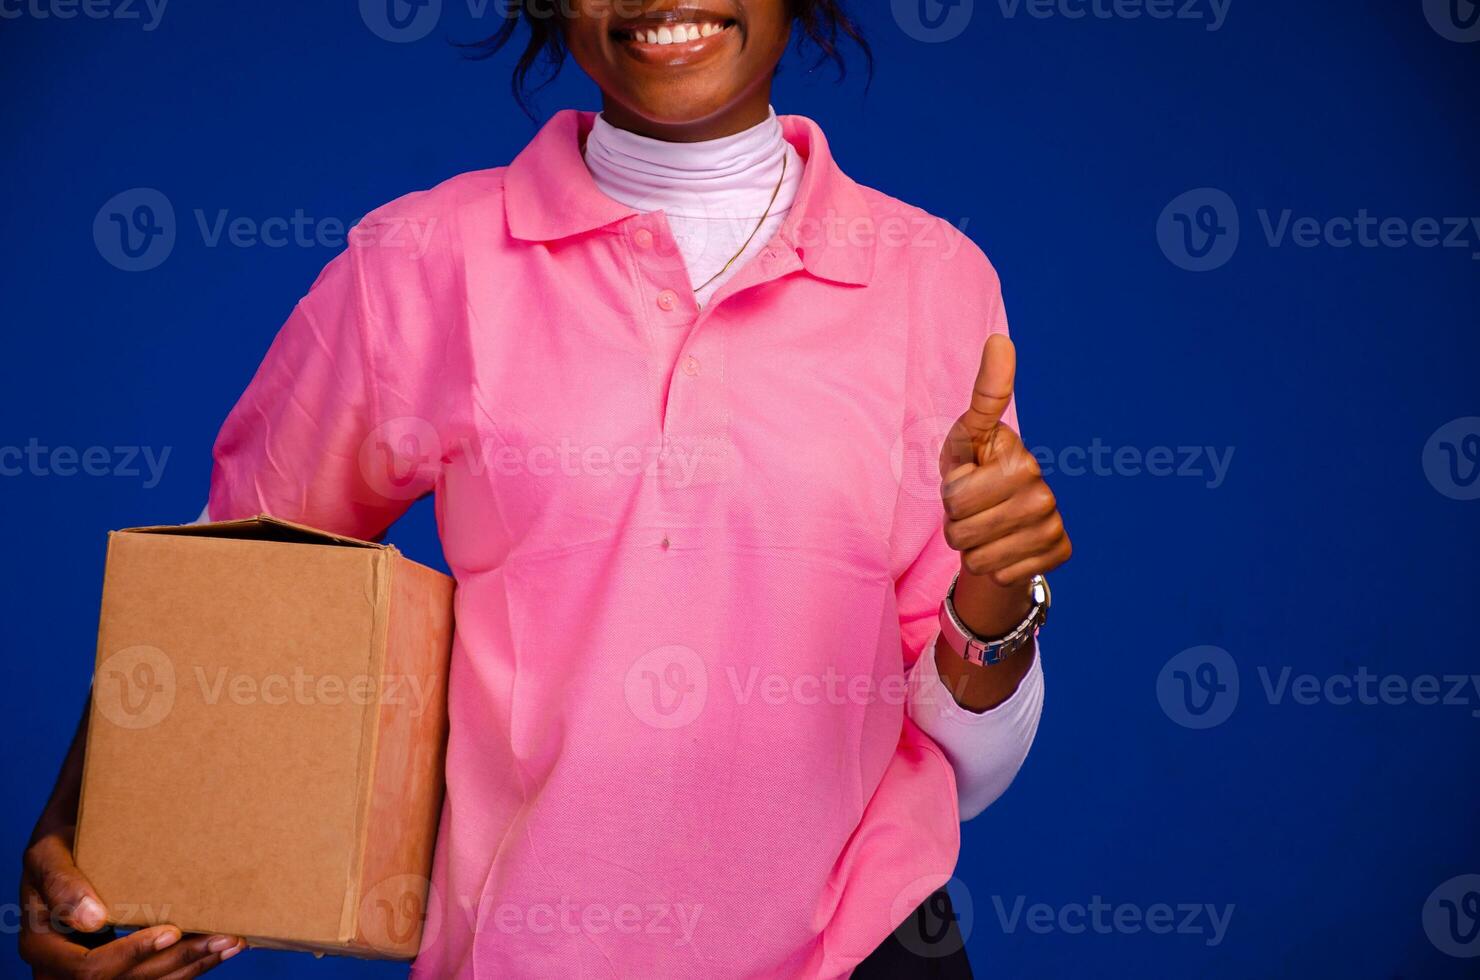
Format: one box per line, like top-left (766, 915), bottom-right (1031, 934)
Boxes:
top-left (583, 107), bottom-right (798, 220)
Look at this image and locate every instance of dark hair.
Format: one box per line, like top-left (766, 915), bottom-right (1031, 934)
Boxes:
top-left (460, 2), bottom-right (872, 114)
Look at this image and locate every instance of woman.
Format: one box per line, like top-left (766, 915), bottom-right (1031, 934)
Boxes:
top-left (20, 2), bottom-right (1070, 976)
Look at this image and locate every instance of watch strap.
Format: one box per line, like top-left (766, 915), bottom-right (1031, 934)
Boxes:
top-left (937, 573), bottom-right (1050, 666)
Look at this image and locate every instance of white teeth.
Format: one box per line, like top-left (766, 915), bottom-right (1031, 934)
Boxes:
top-left (629, 22), bottom-right (725, 45)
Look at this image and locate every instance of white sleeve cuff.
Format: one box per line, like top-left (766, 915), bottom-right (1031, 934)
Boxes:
top-left (907, 634), bottom-right (1045, 821)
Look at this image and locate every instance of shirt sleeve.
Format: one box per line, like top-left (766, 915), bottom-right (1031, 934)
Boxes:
top-left (893, 217), bottom-right (1045, 820)
top-left (907, 637), bottom-right (1044, 820)
top-left (207, 244), bottom-right (439, 540)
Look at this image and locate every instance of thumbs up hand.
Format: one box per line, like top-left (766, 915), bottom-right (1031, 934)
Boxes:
top-left (928, 332), bottom-right (1069, 711)
top-left (938, 334), bottom-right (1071, 613)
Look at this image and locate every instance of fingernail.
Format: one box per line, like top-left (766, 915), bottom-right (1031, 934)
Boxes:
top-left (220, 942), bottom-right (245, 960)
top-left (74, 897), bottom-right (106, 930)
top-left (154, 927), bottom-right (181, 950)
top-left (207, 935), bottom-right (238, 953)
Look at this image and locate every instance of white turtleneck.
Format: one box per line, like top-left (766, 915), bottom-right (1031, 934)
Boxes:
top-left (583, 108), bottom-right (804, 307)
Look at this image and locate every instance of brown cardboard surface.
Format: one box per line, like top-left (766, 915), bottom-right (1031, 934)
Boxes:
top-left (74, 516), bottom-right (453, 960)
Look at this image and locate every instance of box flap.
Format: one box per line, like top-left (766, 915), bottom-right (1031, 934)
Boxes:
top-left (120, 515), bottom-right (384, 550)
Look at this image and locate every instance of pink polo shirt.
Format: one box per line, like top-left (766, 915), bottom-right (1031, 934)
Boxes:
top-left (209, 110), bottom-right (1023, 977)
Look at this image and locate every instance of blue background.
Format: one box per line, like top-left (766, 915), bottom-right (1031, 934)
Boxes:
top-left (3, 1), bottom-right (1478, 976)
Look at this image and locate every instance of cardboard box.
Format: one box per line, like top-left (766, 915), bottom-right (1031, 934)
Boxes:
top-left (75, 515), bottom-right (454, 959)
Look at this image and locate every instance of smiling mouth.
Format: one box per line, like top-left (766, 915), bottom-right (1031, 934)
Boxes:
top-left (611, 16), bottom-right (738, 49)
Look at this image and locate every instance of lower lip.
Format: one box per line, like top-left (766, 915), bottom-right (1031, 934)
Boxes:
top-left (613, 25), bottom-right (737, 66)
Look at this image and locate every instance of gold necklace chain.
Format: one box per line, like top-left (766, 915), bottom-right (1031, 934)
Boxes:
top-left (695, 152), bottom-right (789, 294)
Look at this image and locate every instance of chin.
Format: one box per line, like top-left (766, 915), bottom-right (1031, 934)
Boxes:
top-left (610, 86), bottom-right (737, 129)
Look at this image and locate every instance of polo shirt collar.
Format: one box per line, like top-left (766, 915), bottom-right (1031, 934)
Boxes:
top-left (503, 109), bottom-right (874, 288)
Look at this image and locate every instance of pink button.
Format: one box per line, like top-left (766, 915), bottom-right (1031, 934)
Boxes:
top-left (634, 228), bottom-right (654, 249)
top-left (682, 355), bottom-right (700, 377)
top-left (657, 289), bottom-right (678, 312)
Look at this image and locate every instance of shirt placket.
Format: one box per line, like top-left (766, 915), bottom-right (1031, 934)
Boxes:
top-left (626, 219), bottom-right (809, 548)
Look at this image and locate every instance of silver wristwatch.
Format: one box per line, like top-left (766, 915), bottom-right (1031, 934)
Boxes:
top-left (937, 573), bottom-right (1051, 666)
